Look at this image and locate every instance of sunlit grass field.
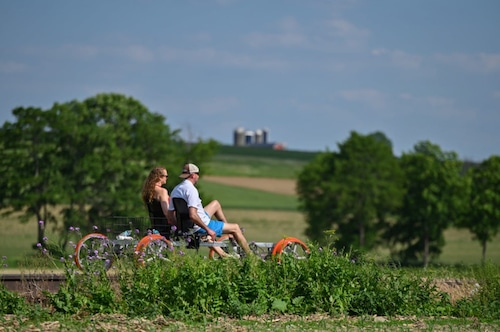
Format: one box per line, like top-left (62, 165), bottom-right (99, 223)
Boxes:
top-left (1, 145), bottom-right (499, 268)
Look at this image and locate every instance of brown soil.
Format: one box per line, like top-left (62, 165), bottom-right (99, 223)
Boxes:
top-left (431, 278), bottom-right (480, 304)
top-left (203, 176), bottom-right (297, 195)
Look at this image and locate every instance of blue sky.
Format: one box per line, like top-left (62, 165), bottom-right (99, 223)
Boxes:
top-left (1, 0), bottom-right (499, 161)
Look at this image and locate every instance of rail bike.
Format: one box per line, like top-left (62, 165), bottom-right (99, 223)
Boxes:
top-left (74, 199), bottom-right (310, 271)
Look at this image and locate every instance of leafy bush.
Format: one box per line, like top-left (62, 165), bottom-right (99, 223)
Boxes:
top-left (0, 284), bottom-right (30, 315)
top-left (7, 230), bottom-right (499, 322)
top-left (96, 242), bottom-right (454, 319)
top-left (452, 262), bottom-right (500, 319)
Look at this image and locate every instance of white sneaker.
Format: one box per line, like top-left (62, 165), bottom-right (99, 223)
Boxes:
top-left (225, 252), bottom-right (240, 259)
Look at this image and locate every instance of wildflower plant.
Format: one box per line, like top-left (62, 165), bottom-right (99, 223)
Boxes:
top-left (10, 220), bottom-right (500, 321)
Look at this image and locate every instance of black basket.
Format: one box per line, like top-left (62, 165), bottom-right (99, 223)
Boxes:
top-left (98, 216), bottom-right (153, 237)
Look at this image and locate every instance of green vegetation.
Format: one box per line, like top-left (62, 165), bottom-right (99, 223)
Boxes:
top-left (206, 145), bottom-right (318, 179)
top-left (2, 95), bottom-right (500, 330)
top-left (200, 181), bottom-right (298, 211)
top-left (297, 133), bottom-right (500, 267)
top-left (216, 145), bottom-right (319, 162)
top-left (0, 93), bottom-right (218, 249)
top-left (1, 235), bottom-right (500, 330)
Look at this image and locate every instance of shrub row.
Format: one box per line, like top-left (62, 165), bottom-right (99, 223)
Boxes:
top-left (2, 243), bottom-right (499, 322)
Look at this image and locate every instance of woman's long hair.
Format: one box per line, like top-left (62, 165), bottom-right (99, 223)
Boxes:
top-left (141, 167), bottom-right (166, 205)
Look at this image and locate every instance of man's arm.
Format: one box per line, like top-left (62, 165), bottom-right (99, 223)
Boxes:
top-left (189, 207), bottom-right (216, 239)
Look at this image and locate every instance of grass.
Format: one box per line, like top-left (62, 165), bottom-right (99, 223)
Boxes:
top-left (199, 181), bottom-right (298, 211)
top-left (438, 227), bottom-right (500, 265)
top-left (1, 193), bottom-right (500, 329)
top-left (0, 217), bottom-right (63, 269)
top-left (206, 148), bottom-right (312, 178)
top-left (2, 241), bottom-right (500, 330)
top-left (2, 145), bottom-right (500, 267)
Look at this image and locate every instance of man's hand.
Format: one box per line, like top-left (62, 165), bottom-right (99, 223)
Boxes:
top-left (206, 228), bottom-right (216, 240)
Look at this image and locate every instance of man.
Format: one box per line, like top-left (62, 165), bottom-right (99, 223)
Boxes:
top-left (167, 163), bottom-right (252, 257)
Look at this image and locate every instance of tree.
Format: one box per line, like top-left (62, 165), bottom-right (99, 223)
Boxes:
top-left (0, 107), bottom-right (63, 246)
top-left (464, 155), bottom-right (500, 263)
top-left (385, 141), bottom-right (466, 267)
top-left (297, 151), bottom-right (341, 243)
top-left (297, 131), bottom-right (404, 251)
top-left (0, 93), bottom-right (218, 249)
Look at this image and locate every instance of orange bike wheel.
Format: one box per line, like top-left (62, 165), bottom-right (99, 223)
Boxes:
top-left (135, 234), bottom-right (173, 265)
top-left (74, 233), bottom-right (114, 271)
top-left (271, 237), bottom-right (310, 260)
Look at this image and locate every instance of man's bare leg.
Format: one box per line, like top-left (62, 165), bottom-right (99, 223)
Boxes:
top-left (204, 200), bottom-right (228, 223)
top-left (212, 244), bottom-right (228, 258)
top-left (222, 223), bottom-right (252, 255)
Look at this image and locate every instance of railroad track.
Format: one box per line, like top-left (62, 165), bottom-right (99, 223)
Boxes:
top-left (1, 273), bottom-right (66, 294)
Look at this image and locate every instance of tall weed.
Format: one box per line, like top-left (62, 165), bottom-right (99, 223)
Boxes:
top-left (4, 225), bottom-right (500, 322)
top-left (452, 262), bottom-right (500, 319)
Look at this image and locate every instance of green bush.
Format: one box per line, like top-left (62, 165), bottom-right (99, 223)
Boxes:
top-left (62, 242), bottom-right (453, 320)
top-left (0, 284), bottom-right (30, 315)
top-left (8, 235), bottom-right (498, 322)
top-left (452, 262), bottom-right (500, 319)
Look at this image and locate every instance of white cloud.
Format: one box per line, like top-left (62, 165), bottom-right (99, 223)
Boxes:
top-left (397, 93), bottom-right (474, 119)
top-left (245, 17), bottom-right (308, 48)
top-left (60, 44), bottom-right (100, 59)
top-left (25, 43), bottom-right (155, 64)
top-left (371, 48), bottom-right (422, 69)
top-left (215, 0), bottom-right (239, 5)
top-left (325, 18), bottom-right (370, 40)
top-left (161, 96), bottom-right (240, 116)
top-left (320, 18), bottom-right (370, 51)
top-left (337, 89), bottom-right (386, 108)
top-left (425, 96), bottom-right (454, 108)
top-left (158, 46), bottom-right (290, 70)
top-left (434, 53), bottom-right (500, 73)
top-left (120, 45), bottom-right (154, 62)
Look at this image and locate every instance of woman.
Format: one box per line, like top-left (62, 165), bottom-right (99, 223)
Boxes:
top-left (141, 166), bottom-right (171, 236)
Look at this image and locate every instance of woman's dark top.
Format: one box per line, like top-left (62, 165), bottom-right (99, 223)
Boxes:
top-left (147, 198), bottom-right (170, 236)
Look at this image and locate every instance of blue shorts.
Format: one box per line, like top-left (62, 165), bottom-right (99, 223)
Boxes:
top-left (196, 220), bottom-right (224, 237)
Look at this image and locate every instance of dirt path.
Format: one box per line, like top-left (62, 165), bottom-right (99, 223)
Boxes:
top-left (203, 176), bottom-right (297, 196)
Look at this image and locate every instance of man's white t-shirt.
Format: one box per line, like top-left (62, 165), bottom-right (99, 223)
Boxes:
top-left (168, 179), bottom-right (210, 232)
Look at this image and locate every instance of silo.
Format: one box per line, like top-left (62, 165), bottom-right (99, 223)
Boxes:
top-left (255, 129), bottom-right (263, 144)
top-left (234, 127), bottom-right (245, 146)
top-left (262, 128), bottom-right (269, 144)
top-left (245, 130), bottom-right (254, 145)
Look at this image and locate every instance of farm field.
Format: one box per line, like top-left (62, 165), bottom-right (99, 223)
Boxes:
top-left (1, 147), bottom-right (500, 331)
top-left (1, 145), bottom-right (499, 267)
top-left (202, 175), bottom-right (500, 266)
top-left (2, 175), bottom-right (499, 267)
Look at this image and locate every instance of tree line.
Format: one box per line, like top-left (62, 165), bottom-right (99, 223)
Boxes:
top-left (297, 131), bottom-right (500, 266)
top-left (0, 93), bottom-right (218, 251)
top-left (1, 93), bottom-right (499, 267)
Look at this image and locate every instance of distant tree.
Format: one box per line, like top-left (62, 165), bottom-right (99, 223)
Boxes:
top-left (297, 131), bottom-right (404, 251)
top-left (0, 93), bottom-right (218, 249)
top-left (297, 151), bottom-right (341, 243)
top-left (463, 155), bottom-right (500, 263)
top-left (385, 141), bottom-right (467, 267)
top-left (0, 107), bottom-right (63, 247)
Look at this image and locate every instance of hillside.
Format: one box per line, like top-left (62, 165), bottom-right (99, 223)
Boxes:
top-left (203, 176), bottom-right (296, 196)
top-left (206, 145), bottom-right (319, 179)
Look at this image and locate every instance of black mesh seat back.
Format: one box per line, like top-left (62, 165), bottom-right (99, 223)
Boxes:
top-left (149, 216), bottom-right (171, 237)
top-left (172, 198), bottom-right (195, 232)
